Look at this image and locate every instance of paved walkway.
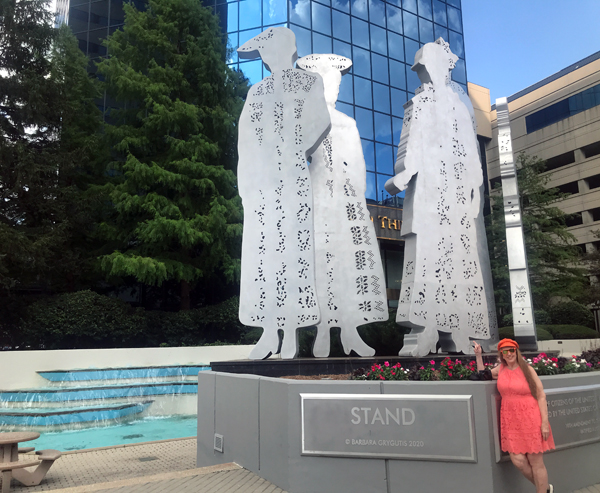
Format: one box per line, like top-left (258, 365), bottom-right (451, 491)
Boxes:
top-left (3, 438), bottom-right (286, 493)
top-left (1, 437), bottom-right (598, 492)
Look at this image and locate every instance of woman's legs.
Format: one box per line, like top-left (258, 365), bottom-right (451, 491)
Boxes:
top-left (509, 453), bottom-right (534, 484)
top-left (527, 453), bottom-right (549, 493)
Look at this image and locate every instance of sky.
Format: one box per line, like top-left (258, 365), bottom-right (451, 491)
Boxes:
top-left (462, 0), bottom-right (600, 104)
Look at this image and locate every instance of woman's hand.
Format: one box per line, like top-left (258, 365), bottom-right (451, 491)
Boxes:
top-left (473, 342), bottom-right (482, 355)
top-left (541, 421), bottom-right (550, 441)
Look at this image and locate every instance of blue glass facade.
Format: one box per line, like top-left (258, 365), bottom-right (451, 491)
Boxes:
top-left (224, 0), bottom-right (467, 204)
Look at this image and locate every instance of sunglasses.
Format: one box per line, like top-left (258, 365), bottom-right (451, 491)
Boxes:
top-left (501, 348), bottom-right (516, 355)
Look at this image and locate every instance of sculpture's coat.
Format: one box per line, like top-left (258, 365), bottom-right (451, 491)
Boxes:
top-left (385, 39), bottom-right (497, 356)
top-left (298, 54), bottom-right (388, 357)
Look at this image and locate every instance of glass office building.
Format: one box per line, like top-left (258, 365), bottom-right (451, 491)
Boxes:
top-left (64, 0), bottom-right (468, 305)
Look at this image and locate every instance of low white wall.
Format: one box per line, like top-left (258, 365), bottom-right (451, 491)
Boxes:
top-left (537, 338), bottom-right (600, 357)
top-left (0, 345), bottom-right (253, 390)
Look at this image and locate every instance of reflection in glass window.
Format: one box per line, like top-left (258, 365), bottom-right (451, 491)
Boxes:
top-left (451, 58), bottom-right (466, 84)
top-left (239, 0), bottom-right (261, 30)
top-left (228, 32), bottom-right (238, 63)
top-left (386, 5), bottom-right (402, 34)
top-left (362, 140), bottom-right (375, 171)
top-left (89, 1), bottom-right (108, 30)
top-left (391, 89), bottom-right (407, 118)
top-left (356, 108), bottom-right (374, 140)
top-left (316, 0), bottom-right (331, 7)
top-left (351, 0), bottom-right (368, 20)
top-left (432, 0), bottom-right (446, 25)
top-left (109, 0), bottom-right (124, 26)
top-left (289, 0), bottom-right (311, 28)
top-left (419, 18), bottom-right (433, 43)
top-left (389, 60), bottom-right (406, 90)
top-left (338, 74), bottom-right (353, 103)
top-left (239, 59), bottom-right (263, 85)
top-left (404, 38), bottom-right (419, 65)
top-left (403, 0), bottom-right (417, 14)
top-left (227, 3), bottom-right (238, 32)
top-left (447, 6), bottom-right (461, 32)
top-left (366, 171), bottom-right (377, 201)
top-left (88, 28), bottom-right (108, 57)
top-left (376, 143), bottom-right (394, 175)
top-left (312, 2), bottom-right (331, 35)
top-left (337, 101), bottom-right (354, 118)
top-left (449, 31), bottom-right (464, 58)
top-left (447, 0), bottom-right (460, 8)
top-left (392, 116), bottom-right (403, 146)
top-left (263, 0), bottom-right (287, 25)
top-left (239, 27), bottom-right (262, 48)
top-left (373, 82), bottom-right (390, 113)
top-left (434, 24), bottom-right (448, 43)
top-left (372, 53), bottom-right (389, 84)
top-left (69, 5), bottom-right (89, 33)
top-left (334, 39), bottom-right (352, 61)
top-left (289, 24), bottom-right (312, 57)
top-left (377, 173), bottom-right (392, 201)
top-left (370, 25), bottom-right (387, 55)
top-left (354, 76), bottom-right (372, 109)
top-left (403, 11), bottom-right (418, 41)
top-left (375, 112), bottom-right (392, 144)
top-left (407, 66), bottom-right (421, 93)
top-left (388, 32), bottom-right (404, 62)
top-left (353, 46), bottom-right (371, 78)
top-left (351, 17), bottom-right (369, 49)
top-left (369, 0), bottom-right (386, 27)
top-left (332, 0), bottom-right (349, 13)
top-left (332, 10), bottom-right (351, 41)
top-left (313, 32), bottom-right (332, 53)
top-left (418, 0), bottom-right (432, 20)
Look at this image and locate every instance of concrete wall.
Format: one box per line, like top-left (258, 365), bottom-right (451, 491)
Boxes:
top-left (538, 338), bottom-right (600, 357)
top-left (198, 371), bottom-right (600, 493)
top-left (0, 345), bottom-right (253, 390)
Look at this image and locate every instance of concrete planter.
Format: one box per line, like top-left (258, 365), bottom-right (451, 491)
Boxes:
top-left (197, 371), bottom-right (600, 493)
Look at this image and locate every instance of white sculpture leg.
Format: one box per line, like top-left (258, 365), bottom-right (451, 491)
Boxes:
top-left (399, 327), bottom-right (438, 357)
top-left (248, 327), bottom-right (280, 360)
top-left (339, 325), bottom-right (376, 357)
top-left (312, 324), bottom-right (331, 358)
top-left (281, 328), bottom-right (300, 359)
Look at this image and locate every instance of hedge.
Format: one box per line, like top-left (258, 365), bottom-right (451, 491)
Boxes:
top-left (498, 326), bottom-right (554, 342)
top-left (498, 324), bottom-right (599, 342)
top-left (548, 301), bottom-right (595, 329)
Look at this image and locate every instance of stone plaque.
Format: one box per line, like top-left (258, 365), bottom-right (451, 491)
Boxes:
top-left (546, 384), bottom-right (600, 450)
top-left (300, 393), bottom-right (476, 462)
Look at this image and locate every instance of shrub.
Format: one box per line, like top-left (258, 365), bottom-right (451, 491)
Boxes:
top-left (498, 326), bottom-right (554, 341)
top-left (501, 310), bottom-right (551, 327)
top-left (543, 325), bottom-right (599, 340)
top-left (549, 301), bottom-right (594, 329)
top-left (581, 347), bottom-right (600, 367)
top-left (23, 290), bottom-right (146, 349)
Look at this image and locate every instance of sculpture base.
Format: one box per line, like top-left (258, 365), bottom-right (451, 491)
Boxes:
top-left (210, 352), bottom-right (550, 378)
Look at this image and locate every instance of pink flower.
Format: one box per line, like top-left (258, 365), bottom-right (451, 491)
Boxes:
top-left (379, 375), bottom-right (385, 380)
top-left (448, 372), bottom-right (453, 377)
top-left (587, 363), bottom-right (592, 367)
top-left (429, 360), bottom-right (435, 365)
top-left (384, 361), bottom-right (390, 367)
top-left (391, 371), bottom-right (396, 375)
top-left (420, 366), bottom-right (425, 370)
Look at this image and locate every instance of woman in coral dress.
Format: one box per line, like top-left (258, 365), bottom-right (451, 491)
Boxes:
top-left (475, 339), bottom-right (555, 493)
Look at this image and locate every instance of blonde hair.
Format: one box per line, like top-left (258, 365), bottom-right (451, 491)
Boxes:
top-left (497, 347), bottom-right (539, 398)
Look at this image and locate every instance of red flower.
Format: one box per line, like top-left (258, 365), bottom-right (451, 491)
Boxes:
top-left (448, 372), bottom-right (453, 377)
top-left (379, 375), bottom-right (385, 380)
top-left (384, 361), bottom-right (390, 367)
top-left (551, 357), bottom-right (558, 363)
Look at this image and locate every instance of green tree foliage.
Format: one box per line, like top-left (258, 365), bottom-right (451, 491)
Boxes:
top-left (0, 0), bottom-right (102, 293)
top-left (96, 0), bottom-right (248, 309)
top-left (486, 153), bottom-right (586, 317)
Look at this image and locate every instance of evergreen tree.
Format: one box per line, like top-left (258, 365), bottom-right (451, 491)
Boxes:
top-left (0, 0), bottom-right (102, 293)
top-left (96, 0), bottom-right (248, 309)
top-left (486, 153), bottom-right (586, 320)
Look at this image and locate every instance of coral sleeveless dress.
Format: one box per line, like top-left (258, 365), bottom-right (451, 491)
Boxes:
top-left (498, 365), bottom-right (555, 454)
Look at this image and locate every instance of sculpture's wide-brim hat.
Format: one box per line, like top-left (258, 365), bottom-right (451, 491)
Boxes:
top-left (296, 54), bottom-right (352, 76)
top-left (497, 338), bottom-right (519, 350)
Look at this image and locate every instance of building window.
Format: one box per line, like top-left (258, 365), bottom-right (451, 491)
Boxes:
top-left (582, 140), bottom-right (600, 159)
top-left (555, 181), bottom-right (579, 196)
top-left (525, 82), bottom-right (600, 133)
top-left (565, 212), bottom-right (583, 228)
top-left (544, 150), bottom-right (575, 171)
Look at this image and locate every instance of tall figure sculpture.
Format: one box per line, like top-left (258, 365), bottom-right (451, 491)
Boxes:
top-left (297, 54), bottom-right (388, 358)
top-left (237, 28), bottom-right (331, 359)
top-left (385, 39), bottom-right (497, 356)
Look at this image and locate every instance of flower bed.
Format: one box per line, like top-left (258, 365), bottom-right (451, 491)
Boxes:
top-left (353, 352), bottom-right (600, 381)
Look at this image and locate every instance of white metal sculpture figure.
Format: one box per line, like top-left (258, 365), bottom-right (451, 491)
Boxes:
top-left (297, 54), bottom-right (388, 358)
top-left (385, 38), bottom-right (497, 356)
top-left (495, 97), bottom-right (537, 350)
top-left (237, 28), bottom-right (331, 360)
